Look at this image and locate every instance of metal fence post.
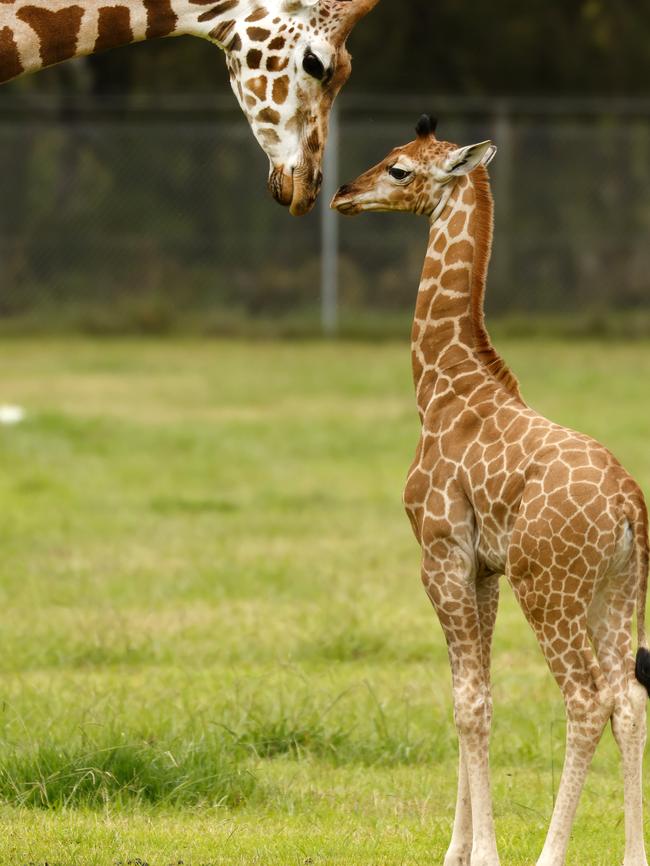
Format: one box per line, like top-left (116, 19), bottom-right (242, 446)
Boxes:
top-left (320, 102), bottom-right (340, 337)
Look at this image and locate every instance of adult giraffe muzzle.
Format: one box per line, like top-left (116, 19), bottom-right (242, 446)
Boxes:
top-left (235, 0), bottom-right (379, 216)
top-left (0, 0), bottom-right (380, 215)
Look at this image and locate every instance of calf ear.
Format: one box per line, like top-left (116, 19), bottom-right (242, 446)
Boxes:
top-left (442, 141), bottom-right (497, 177)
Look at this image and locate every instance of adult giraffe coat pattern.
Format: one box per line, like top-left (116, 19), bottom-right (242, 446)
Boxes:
top-left (0, 0), bottom-right (379, 214)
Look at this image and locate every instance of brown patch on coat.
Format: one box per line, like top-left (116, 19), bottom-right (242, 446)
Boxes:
top-left (272, 75), bottom-right (289, 104)
top-left (0, 26), bottom-right (23, 82)
top-left (199, 1), bottom-right (238, 23)
top-left (259, 128), bottom-right (280, 146)
top-left (445, 241), bottom-right (473, 267)
top-left (246, 75), bottom-right (267, 100)
top-left (227, 32), bottom-right (241, 51)
top-left (266, 55), bottom-right (288, 72)
top-left (94, 6), bottom-right (133, 54)
top-left (211, 19), bottom-right (235, 46)
top-left (448, 211), bottom-right (467, 239)
top-left (245, 8), bottom-right (268, 22)
top-left (247, 26), bottom-right (270, 41)
top-left (143, 0), bottom-right (177, 39)
top-left (17, 5), bottom-right (84, 66)
top-left (462, 185), bottom-right (476, 205)
top-left (258, 107), bottom-right (280, 124)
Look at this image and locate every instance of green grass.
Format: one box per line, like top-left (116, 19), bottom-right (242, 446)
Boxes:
top-left (0, 337), bottom-right (649, 864)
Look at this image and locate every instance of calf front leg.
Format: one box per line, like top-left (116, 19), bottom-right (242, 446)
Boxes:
top-left (444, 745), bottom-right (472, 866)
top-left (444, 574), bottom-right (500, 866)
top-left (422, 553), bottom-right (500, 866)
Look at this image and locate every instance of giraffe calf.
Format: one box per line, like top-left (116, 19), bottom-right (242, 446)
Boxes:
top-left (332, 114), bottom-right (650, 866)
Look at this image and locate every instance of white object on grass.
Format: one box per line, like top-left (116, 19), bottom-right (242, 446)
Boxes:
top-left (0, 405), bottom-right (26, 425)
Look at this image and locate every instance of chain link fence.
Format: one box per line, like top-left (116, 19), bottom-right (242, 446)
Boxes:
top-left (1, 93), bottom-right (650, 334)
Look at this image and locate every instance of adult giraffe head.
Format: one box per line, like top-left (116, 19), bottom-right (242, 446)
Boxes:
top-left (216, 0), bottom-right (379, 215)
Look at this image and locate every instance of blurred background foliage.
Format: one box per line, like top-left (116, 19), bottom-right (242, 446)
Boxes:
top-left (1, 0), bottom-right (650, 336)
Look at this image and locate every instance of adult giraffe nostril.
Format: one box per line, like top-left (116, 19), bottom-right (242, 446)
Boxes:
top-left (288, 162), bottom-right (320, 216)
top-left (267, 166), bottom-right (294, 208)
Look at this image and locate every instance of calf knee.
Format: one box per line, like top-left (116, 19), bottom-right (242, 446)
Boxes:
top-left (565, 682), bottom-right (615, 731)
top-left (453, 690), bottom-right (492, 739)
top-left (598, 682), bottom-right (616, 720)
top-left (612, 680), bottom-right (647, 746)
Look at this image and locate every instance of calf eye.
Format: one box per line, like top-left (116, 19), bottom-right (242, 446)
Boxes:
top-left (303, 51), bottom-right (325, 80)
top-left (388, 167), bottom-right (411, 181)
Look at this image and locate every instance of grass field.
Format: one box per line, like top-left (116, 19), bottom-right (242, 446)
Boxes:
top-left (0, 337), bottom-right (649, 865)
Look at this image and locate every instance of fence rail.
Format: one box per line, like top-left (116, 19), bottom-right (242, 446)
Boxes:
top-left (1, 93), bottom-right (650, 334)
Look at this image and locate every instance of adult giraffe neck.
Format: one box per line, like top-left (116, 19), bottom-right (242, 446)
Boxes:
top-left (0, 0), bottom-right (233, 84)
top-left (411, 167), bottom-right (521, 417)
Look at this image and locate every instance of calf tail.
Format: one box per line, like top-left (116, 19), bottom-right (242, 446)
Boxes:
top-left (633, 508), bottom-right (650, 693)
top-left (636, 648), bottom-right (650, 693)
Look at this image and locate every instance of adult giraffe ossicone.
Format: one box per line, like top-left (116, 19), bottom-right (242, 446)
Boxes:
top-left (332, 117), bottom-right (650, 866)
top-left (0, 0), bottom-right (379, 215)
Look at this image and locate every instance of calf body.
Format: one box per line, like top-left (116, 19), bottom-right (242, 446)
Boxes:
top-left (333, 117), bottom-right (650, 866)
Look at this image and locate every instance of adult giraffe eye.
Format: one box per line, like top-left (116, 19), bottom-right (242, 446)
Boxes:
top-left (303, 51), bottom-right (325, 81)
top-left (388, 167), bottom-right (411, 181)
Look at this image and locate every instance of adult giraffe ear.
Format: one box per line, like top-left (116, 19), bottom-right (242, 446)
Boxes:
top-left (441, 141), bottom-right (497, 177)
top-left (332, 0), bottom-right (381, 40)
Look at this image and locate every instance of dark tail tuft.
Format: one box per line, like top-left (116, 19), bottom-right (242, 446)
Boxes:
top-left (635, 648), bottom-right (650, 695)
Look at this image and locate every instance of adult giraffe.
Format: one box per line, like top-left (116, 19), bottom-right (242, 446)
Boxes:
top-left (0, 0), bottom-right (379, 215)
top-left (333, 117), bottom-right (650, 866)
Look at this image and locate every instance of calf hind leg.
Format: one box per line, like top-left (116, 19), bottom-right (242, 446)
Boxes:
top-left (589, 580), bottom-right (648, 866)
top-left (612, 677), bottom-right (648, 866)
top-left (508, 569), bottom-right (614, 866)
top-left (535, 652), bottom-right (613, 866)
